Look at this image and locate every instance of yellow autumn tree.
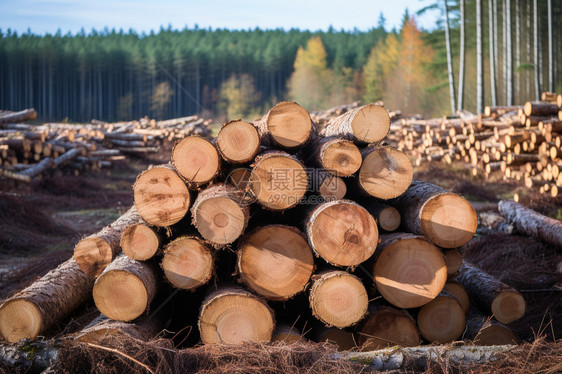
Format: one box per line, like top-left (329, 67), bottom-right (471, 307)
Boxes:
top-left (219, 74), bottom-right (261, 119)
top-left (287, 37), bottom-right (331, 110)
top-left (363, 33), bottom-right (401, 103)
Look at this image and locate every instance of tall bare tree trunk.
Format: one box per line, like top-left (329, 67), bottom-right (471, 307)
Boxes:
top-left (444, 0), bottom-right (456, 115)
top-left (502, 0), bottom-right (507, 104)
top-left (534, 0), bottom-right (540, 100)
top-left (515, 0), bottom-right (520, 104)
top-left (547, 0), bottom-right (553, 92)
top-left (489, 0), bottom-right (498, 106)
top-left (477, 0), bottom-right (484, 113)
top-left (457, 0), bottom-right (465, 111)
top-left (506, 0), bottom-right (513, 105)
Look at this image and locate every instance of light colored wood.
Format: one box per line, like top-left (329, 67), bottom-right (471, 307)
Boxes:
top-left (358, 146), bottom-right (413, 199)
top-left (191, 183), bottom-right (249, 245)
top-left (313, 137), bottom-right (362, 177)
top-left (373, 233), bottom-right (447, 309)
top-left (444, 249), bottom-right (463, 275)
top-left (93, 254), bottom-right (157, 322)
top-left (313, 170), bottom-right (347, 201)
top-left (237, 225), bottom-right (314, 300)
top-left (249, 151), bottom-right (308, 211)
top-left (171, 136), bottom-right (220, 186)
top-left (0, 258), bottom-right (94, 342)
top-left (216, 120), bottom-right (260, 164)
top-left (121, 223), bottom-right (160, 261)
top-left (161, 236), bottom-right (214, 290)
top-left (76, 314), bottom-right (161, 342)
top-left (306, 200), bottom-right (378, 267)
top-left (464, 309), bottom-right (517, 345)
top-left (364, 201), bottom-right (401, 232)
top-left (198, 288), bottom-right (275, 344)
top-left (322, 104), bottom-right (390, 143)
top-left (133, 164), bottom-right (191, 227)
top-left (309, 271), bottom-right (368, 328)
top-left (443, 281), bottom-right (470, 313)
top-left (255, 101), bottom-right (312, 149)
top-left (417, 291), bottom-right (466, 343)
top-left (271, 326), bottom-right (303, 344)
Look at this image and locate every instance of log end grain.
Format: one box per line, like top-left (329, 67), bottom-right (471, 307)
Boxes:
top-left (266, 101), bottom-right (312, 148)
top-left (238, 225), bottom-right (314, 300)
top-left (74, 237), bottom-right (114, 278)
top-left (316, 327), bottom-right (356, 351)
top-left (271, 326), bottom-right (303, 344)
top-left (443, 281), bottom-right (470, 314)
top-left (309, 271), bottom-right (368, 328)
top-left (350, 104), bottom-right (390, 143)
top-left (133, 166), bottom-right (190, 227)
top-left (199, 289), bottom-right (275, 344)
top-left (216, 120), bottom-right (260, 163)
top-left (358, 307), bottom-right (421, 351)
top-left (421, 193), bottom-right (477, 248)
top-left (161, 237), bottom-right (214, 290)
top-left (472, 323), bottom-right (518, 345)
top-left (417, 295), bottom-right (465, 343)
top-left (444, 249), bottom-right (463, 276)
top-left (318, 174), bottom-right (347, 201)
top-left (0, 299), bottom-right (42, 342)
top-left (491, 290), bottom-right (526, 324)
top-left (320, 139), bottom-right (362, 177)
top-left (121, 223), bottom-right (160, 261)
top-left (172, 136), bottom-right (220, 185)
top-left (378, 206), bottom-right (401, 232)
top-left (359, 147), bottom-right (413, 200)
top-left (307, 200), bottom-right (378, 267)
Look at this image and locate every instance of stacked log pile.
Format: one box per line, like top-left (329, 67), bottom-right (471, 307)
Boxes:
top-left (0, 101), bottom-right (525, 351)
top-left (0, 109), bottom-right (210, 182)
top-left (391, 93), bottom-right (562, 198)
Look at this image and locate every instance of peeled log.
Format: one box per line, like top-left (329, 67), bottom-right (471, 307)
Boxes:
top-left (357, 304), bottom-right (421, 351)
top-left (93, 254), bottom-right (157, 322)
top-left (358, 146), bottom-right (413, 199)
top-left (373, 233), bottom-right (447, 309)
top-left (191, 183), bottom-right (249, 246)
top-left (0, 257), bottom-right (94, 342)
top-left (121, 223), bottom-right (160, 261)
top-left (250, 151), bottom-right (308, 211)
top-left (216, 120), bottom-right (260, 163)
top-left (255, 101), bottom-right (312, 149)
top-left (306, 200), bottom-right (378, 267)
top-left (171, 136), bottom-right (220, 186)
top-left (74, 206), bottom-right (142, 277)
top-left (198, 288), bottom-right (275, 344)
top-left (312, 137), bottom-right (362, 177)
top-left (161, 236), bottom-right (214, 290)
top-left (237, 225), bottom-right (314, 300)
top-left (322, 104), bottom-right (390, 143)
top-left (498, 200), bottom-right (562, 248)
top-left (455, 262), bottom-right (526, 324)
top-left (133, 164), bottom-right (191, 227)
top-left (417, 291), bottom-right (466, 343)
top-left (309, 270), bottom-right (368, 328)
top-left (388, 180), bottom-right (477, 248)
top-left (463, 309), bottom-right (517, 345)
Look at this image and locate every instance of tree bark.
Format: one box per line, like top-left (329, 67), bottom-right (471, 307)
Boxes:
top-left (387, 180), bottom-right (477, 248)
top-left (255, 101), bottom-right (312, 149)
top-left (75, 314), bottom-right (161, 342)
top-left (74, 206), bottom-right (142, 277)
top-left (322, 104), bottom-right (390, 143)
top-left (0, 108), bottom-right (37, 125)
top-left (237, 225), bottom-right (314, 301)
top-left (457, 0), bottom-right (465, 111)
top-left (523, 102), bottom-right (559, 117)
top-left (93, 254), bottom-right (158, 322)
top-left (161, 236), bottom-right (214, 290)
top-left (489, 0), bottom-right (498, 106)
top-left (0, 257), bottom-right (94, 342)
top-left (444, 0), bottom-right (456, 115)
top-left (476, 0), bottom-right (484, 113)
top-left (498, 200), bottom-right (562, 248)
top-left (463, 308), bottom-right (517, 345)
top-left (533, 0), bottom-right (540, 100)
top-left (547, 0), bottom-right (553, 92)
top-left (506, 0), bottom-right (513, 105)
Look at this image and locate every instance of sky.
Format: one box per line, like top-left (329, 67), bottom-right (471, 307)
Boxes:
top-left (0, 0), bottom-right (441, 35)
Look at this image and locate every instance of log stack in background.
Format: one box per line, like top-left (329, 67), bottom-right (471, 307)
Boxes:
top-left (390, 92), bottom-right (562, 199)
top-left (1, 100), bottom-right (524, 351)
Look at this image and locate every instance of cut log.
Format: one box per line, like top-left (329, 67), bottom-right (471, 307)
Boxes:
top-left (75, 314), bottom-right (161, 342)
top-left (523, 101), bottom-right (559, 117)
top-left (226, 167), bottom-right (252, 191)
top-left (322, 104), bottom-right (390, 143)
top-left (357, 304), bottom-right (421, 351)
top-left (312, 137), bottom-right (362, 177)
top-left (74, 206), bottom-right (142, 277)
top-left (316, 327), bottom-right (357, 351)
top-left (0, 257), bottom-right (94, 342)
top-left (312, 170), bottom-right (347, 201)
top-left (373, 233), bottom-right (447, 308)
top-left (121, 223), bottom-right (160, 261)
top-left (0, 108), bottom-right (37, 125)
top-left (216, 120), bottom-right (260, 164)
top-left (363, 201), bottom-right (401, 232)
top-left (133, 164), bottom-right (191, 227)
top-left (455, 262), bottom-right (526, 324)
top-left (417, 290), bottom-right (466, 343)
top-left (498, 200), bottom-right (562, 248)
top-left (161, 236), bottom-right (214, 290)
top-left (19, 157), bottom-right (53, 179)
top-left (171, 136), bottom-right (220, 186)
top-left (444, 249), bottom-right (463, 275)
top-left (271, 326), bottom-right (303, 344)
top-left (388, 180), bottom-right (477, 248)
top-left (255, 101), bottom-right (312, 149)
top-left (191, 183), bottom-right (250, 245)
top-left (464, 309), bottom-right (517, 345)
top-left (358, 146), bottom-right (413, 199)
top-left (443, 281), bottom-right (470, 313)
top-left (237, 225), bottom-right (314, 300)
top-left (306, 200), bottom-right (378, 267)
top-left (92, 254), bottom-right (157, 322)
top-left (309, 270), bottom-right (368, 328)
top-left (249, 151), bottom-right (308, 211)
top-left (198, 287), bottom-right (275, 344)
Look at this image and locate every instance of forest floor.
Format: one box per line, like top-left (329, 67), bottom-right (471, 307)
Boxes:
top-left (0, 155), bottom-right (561, 372)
